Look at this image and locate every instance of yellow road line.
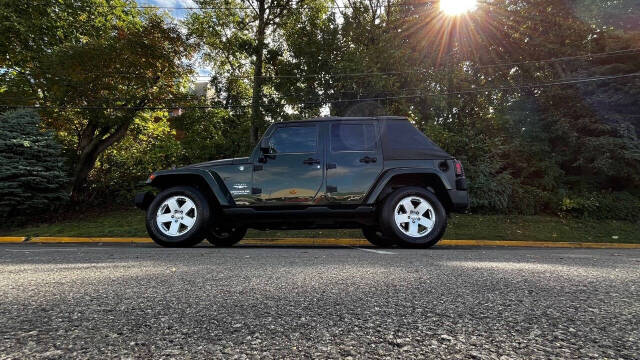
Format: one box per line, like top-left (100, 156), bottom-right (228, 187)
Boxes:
top-left (0, 237), bottom-right (638, 248)
top-left (31, 237), bottom-right (153, 243)
top-left (0, 237), bottom-right (26, 243)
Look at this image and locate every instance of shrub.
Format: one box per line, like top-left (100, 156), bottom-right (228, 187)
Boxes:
top-left (465, 156), bottom-right (513, 213)
top-left (0, 109), bottom-right (69, 220)
top-left (560, 192), bottom-right (640, 221)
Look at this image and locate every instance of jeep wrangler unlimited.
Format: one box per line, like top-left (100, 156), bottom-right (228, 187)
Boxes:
top-left (135, 116), bottom-right (469, 248)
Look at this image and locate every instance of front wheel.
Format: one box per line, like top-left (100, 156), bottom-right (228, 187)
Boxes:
top-left (145, 186), bottom-right (210, 247)
top-left (206, 226), bottom-right (247, 247)
top-left (380, 187), bottom-right (447, 248)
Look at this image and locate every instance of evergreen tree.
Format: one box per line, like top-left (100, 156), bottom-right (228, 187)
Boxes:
top-left (0, 110), bottom-right (69, 219)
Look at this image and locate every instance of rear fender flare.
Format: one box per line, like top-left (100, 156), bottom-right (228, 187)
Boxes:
top-left (364, 168), bottom-right (452, 205)
top-left (148, 169), bottom-right (235, 207)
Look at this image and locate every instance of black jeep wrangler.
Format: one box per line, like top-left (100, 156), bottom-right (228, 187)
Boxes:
top-left (135, 116), bottom-right (468, 248)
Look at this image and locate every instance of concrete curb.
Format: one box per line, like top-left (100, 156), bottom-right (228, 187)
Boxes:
top-left (0, 236), bottom-right (639, 248)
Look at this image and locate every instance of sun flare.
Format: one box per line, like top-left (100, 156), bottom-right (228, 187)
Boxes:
top-left (440, 0), bottom-right (478, 15)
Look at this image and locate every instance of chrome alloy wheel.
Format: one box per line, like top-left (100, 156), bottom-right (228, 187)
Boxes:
top-left (156, 196), bottom-right (198, 237)
top-left (393, 196), bottom-right (435, 238)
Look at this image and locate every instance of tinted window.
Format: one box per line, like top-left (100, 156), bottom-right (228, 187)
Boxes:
top-left (381, 119), bottom-right (451, 160)
top-left (268, 126), bottom-right (317, 154)
top-left (331, 123), bottom-right (377, 152)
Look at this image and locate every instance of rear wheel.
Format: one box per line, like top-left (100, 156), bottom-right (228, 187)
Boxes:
top-left (145, 186), bottom-right (209, 247)
top-left (206, 226), bottom-right (247, 247)
top-left (380, 187), bottom-right (447, 248)
top-left (361, 227), bottom-right (395, 247)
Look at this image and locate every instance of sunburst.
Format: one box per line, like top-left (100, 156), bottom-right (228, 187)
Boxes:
top-left (440, 0), bottom-right (478, 16)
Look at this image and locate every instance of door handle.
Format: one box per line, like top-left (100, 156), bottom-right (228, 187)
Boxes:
top-left (359, 156), bottom-right (377, 163)
top-left (303, 158), bottom-right (320, 165)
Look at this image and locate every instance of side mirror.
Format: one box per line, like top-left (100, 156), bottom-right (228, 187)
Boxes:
top-left (260, 138), bottom-right (270, 153)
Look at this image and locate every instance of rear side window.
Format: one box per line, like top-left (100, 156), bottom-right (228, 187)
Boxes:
top-left (331, 123), bottom-right (377, 152)
top-left (381, 119), bottom-right (451, 160)
top-left (268, 126), bottom-right (317, 154)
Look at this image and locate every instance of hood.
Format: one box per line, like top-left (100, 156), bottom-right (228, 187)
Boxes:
top-left (184, 157), bottom-right (251, 168)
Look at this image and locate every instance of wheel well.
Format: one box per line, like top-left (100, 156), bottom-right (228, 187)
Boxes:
top-left (152, 175), bottom-right (220, 208)
top-left (376, 173), bottom-right (452, 212)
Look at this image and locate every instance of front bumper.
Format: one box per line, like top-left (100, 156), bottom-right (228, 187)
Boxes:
top-left (448, 189), bottom-right (470, 212)
top-left (134, 191), bottom-right (155, 210)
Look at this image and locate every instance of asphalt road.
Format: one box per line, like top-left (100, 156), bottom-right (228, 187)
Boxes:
top-left (1, 244), bottom-right (639, 359)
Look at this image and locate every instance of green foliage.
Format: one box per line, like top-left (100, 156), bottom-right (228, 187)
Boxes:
top-left (0, 110), bottom-right (69, 219)
top-left (1, 1), bottom-right (194, 198)
top-left (89, 112), bottom-right (182, 202)
top-left (560, 192), bottom-right (640, 221)
top-left (172, 109), bottom-right (253, 163)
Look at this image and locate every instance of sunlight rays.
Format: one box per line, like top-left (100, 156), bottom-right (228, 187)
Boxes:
top-left (440, 0), bottom-right (478, 16)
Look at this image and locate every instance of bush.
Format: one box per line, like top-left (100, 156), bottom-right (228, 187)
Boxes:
top-left (560, 192), bottom-right (640, 221)
top-left (464, 155), bottom-right (514, 213)
top-left (0, 109), bottom-right (69, 220)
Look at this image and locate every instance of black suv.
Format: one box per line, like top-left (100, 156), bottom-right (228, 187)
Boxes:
top-left (135, 116), bottom-right (469, 248)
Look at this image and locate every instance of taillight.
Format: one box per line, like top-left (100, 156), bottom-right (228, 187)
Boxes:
top-left (455, 161), bottom-right (464, 177)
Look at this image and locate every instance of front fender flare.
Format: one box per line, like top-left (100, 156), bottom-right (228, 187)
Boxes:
top-left (147, 168), bottom-right (235, 207)
top-left (363, 168), bottom-right (453, 204)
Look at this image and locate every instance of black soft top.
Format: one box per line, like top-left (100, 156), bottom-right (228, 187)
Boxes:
top-left (379, 118), bottom-right (452, 160)
top-left (294, 116), bottom-right (452, 160)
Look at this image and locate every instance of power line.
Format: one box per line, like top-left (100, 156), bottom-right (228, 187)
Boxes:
top-left (62, 0), bottom-right (436, 10)
top-left (110, 2), bottom-right (435, 11)
top-left (237, 48), bottom-right (640, 78)
top-left (6, 48), bottom-right (639, 81)
top-left (4, 72), bottom-right (638, 110)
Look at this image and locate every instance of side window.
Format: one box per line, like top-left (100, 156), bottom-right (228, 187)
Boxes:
top-left (331, 123), bottom-right (377, 152)
top-left (268, 126), bottom-right (317, 154)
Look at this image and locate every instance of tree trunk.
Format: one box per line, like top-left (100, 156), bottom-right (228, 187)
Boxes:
top-left (70, 122), bottom-right (132, 200)
top-left (70, 142), bottom-right (101, 200)
top-left (250, 0), bottom-right (267, 145)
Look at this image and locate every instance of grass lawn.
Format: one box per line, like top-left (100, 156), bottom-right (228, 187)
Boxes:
top-left (2, 207), bottom-right (638, 243)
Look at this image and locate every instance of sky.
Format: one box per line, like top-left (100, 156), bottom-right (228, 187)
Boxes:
top-left (137, 0), bottom-right (196, 19)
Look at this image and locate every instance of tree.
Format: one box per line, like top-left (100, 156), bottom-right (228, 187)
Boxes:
top-left (186, 0), bottom-right (331, 144)
top-left (90, 111), bottom-right (183, 202)
top-left (0, 0), bottom-right (139, 106)
top-left (1, 1), bottom-right (193, 198)
top-left (0, 110), bottom-right (69, 219)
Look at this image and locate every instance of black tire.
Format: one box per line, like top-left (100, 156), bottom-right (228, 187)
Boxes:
top-left (206, 226), bottom-right (247, 247)
top-left (361, 227), bottom-right (396, 247)
top-left (380, 186), bottom-right (447, 248)
top-left (145, 186), bottom-right (210, 247)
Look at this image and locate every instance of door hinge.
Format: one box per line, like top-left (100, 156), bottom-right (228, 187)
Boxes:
top-left (253, 164), bottom-right (263, 171)
top-left (252, 187), bottom-right (262, 195)
top-left (326, 163), bottom-right (337, 169)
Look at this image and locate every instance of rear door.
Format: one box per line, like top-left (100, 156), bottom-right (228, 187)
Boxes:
top-left (325, 121), bottom-right (383, 204)
top-left (252, 123), bottom-right (324, 206)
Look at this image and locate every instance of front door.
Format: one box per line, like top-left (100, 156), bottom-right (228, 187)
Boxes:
top-left (326, 121), bottom-right (383, 203)
top-left (252, 124), bottom-right (324, 206)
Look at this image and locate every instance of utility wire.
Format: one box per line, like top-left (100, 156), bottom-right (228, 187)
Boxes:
top-left (4, 73), bottom-right (638, 110)
top-left (23, 1), bottom-right (435, 11)
top-left (5, 48), bottom-right (639, 81)
top-left (119, 2), bottom-right (435, 10)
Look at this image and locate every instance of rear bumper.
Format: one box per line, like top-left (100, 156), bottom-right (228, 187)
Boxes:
top-left (134, 191), bottom-right (155, 210)
top-left (448, 189), bottom-right (469, 212)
